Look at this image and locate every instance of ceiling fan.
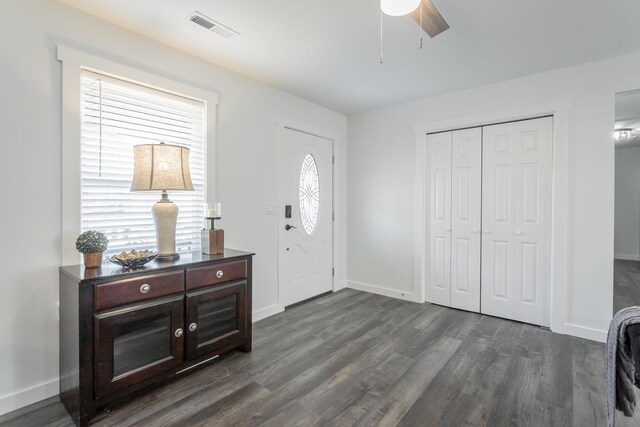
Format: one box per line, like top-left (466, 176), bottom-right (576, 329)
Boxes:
top-left (410, 0), bottom-right (449, 38)
top-left (378, 0), bottom-right (449, 61)
top-left (381, 0), bottom-right (449, 37)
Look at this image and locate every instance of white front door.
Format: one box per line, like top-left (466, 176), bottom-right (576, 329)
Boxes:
top-left (279, 127), bottom-right (333, 306)
top-left (481, 117), bottom-right (553, 326)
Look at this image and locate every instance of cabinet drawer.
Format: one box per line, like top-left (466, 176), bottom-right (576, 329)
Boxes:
top-left (186, 259), bottom-right (247, 290)
top-left (95, 271), bottom-right (184, 310)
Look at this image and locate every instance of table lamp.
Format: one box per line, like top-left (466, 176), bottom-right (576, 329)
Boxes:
top-left (131, 142), bottom-right (194, 260)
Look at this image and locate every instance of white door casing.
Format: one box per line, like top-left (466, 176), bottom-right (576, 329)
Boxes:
top-left (279, 128), bottom-right (333, 306)
top-left (481, 117), bottom-right (552, 326)
top-left (450, 128), bottom-right (482, 312)
top-left (426, 132), bottom-right (452, 306)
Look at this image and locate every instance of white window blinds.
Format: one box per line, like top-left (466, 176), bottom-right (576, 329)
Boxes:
top-left (80, 69), bottom-right (206, 256)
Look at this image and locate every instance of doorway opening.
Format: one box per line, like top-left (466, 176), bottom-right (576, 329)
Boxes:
top-left (614, 90), bottom-right (640, 312)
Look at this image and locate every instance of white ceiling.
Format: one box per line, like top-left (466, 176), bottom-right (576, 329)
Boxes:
top-left (59, 0), bottom-right (640, 115)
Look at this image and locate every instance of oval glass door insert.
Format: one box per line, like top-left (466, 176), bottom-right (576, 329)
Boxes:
top-left (299, 154), bottom-right (320, 235)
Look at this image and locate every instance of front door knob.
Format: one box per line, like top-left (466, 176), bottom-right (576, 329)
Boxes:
top-left (285, 224), bottom-right (297, 231)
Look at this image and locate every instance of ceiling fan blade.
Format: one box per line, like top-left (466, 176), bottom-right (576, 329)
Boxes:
top-left (410, 0), bottom-right (449, 38)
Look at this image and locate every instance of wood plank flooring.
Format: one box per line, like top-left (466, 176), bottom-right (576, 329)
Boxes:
top-left (1, 289), bottom-right (637, 426)
top-left (614, 259), bottom-right (640, 313)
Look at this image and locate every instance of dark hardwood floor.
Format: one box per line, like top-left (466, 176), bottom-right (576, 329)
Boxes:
top-left (614, 259), bottom-right (640, 313)
top-left (1, 289), bottom-right (636, 426)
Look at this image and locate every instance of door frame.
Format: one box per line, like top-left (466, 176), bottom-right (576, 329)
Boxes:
top-left (414, 100), bottom-right (573, 337)
top-left (276, 117), bottom-right (337, 309)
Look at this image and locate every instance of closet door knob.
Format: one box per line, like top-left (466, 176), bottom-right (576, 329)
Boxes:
top-left (514, 231), bottom-right (523, 236)
top-left (483, 229), bottom-right (491, 234)
top-left (472, 228), bottom-right (480, 234)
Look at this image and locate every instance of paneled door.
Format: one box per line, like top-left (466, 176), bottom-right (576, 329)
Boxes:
top-left (450, 128), bottom-right (482, 312)
top-left (279, 127), bottom-right (333, 306)
top-left (426, 132), bottom-right (452, 306)
top-left (93, 295), bottom-right (184, 398)
top-left (185, 281), bottom-right (248, 360)
top-left (481, 117), bottom-right (553, 326)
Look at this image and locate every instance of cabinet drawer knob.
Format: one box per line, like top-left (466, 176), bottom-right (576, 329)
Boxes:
top-left (175, 328), bottom-right (183, 338)
top-left (216, 270), bottom-right (224, 279)
top-left (140, 284), bottom-right (151, 294)
top-left (189, 322), bottom-right (198, 332)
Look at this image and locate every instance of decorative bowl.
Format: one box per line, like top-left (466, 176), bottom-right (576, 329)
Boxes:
top-left (109, 250), bottom-right (158, 269)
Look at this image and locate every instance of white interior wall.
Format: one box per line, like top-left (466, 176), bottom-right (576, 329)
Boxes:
top-left (348, 51), bottom-right (640, 343)
top-left (5, 0), bottom-right (640, 417)
top-left (614, 145), bottom-right (640, 260)
top-left (0, 0), bottom-right (347, 415)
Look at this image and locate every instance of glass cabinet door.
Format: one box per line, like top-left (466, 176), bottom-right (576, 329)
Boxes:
top-left (94, 295), bottom-right (184, 398)
top-left (185, 280), bottom-right (248, 360)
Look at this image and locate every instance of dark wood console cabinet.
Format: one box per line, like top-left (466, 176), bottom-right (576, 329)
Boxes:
top-left (59, 249), bottom-right (254, 427)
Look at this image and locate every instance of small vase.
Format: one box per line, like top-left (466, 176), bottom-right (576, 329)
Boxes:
top-left (83, 253), bottom-right (103, 268)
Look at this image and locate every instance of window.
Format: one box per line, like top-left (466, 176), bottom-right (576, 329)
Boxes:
top-left (299, 153), bottom-right (320, 235)
top-left (80, 69), bottom-right (206, 256)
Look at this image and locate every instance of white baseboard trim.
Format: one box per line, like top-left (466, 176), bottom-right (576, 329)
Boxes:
top-left (558, 322), bottom-right (607, 343)
top-left (0, 378), bottom-right (59, 416)
top-left (253, 304), bottom-right (284, 322)
top-left (614, 253), bottom-right (640, 261)
top-left (347, 281), bottom-right (417, 302)
top-left (334, 280), bottom-right (347, 292)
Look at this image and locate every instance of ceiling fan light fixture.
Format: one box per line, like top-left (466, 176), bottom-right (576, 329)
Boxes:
top-left (381, 0), bottom-right (421, 17)
top-left (615, 128), bottom-right (633, 141)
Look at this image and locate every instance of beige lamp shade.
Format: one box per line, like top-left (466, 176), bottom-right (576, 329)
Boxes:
top-left (131, 142), bottom-right (194, 192)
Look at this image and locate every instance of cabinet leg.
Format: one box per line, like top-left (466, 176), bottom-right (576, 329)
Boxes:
top-left (78, 414), bottom-right (92, 427)
top-left (77, 405), bottom-right (100, 427)
top-left (240, 340), bottom-right (252, 352)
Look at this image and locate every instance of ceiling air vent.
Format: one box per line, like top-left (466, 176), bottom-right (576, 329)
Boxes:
top-left (189, 11), bottom-right (239, 39)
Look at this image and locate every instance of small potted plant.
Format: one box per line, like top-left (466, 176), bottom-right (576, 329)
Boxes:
top-left (76, 230), bottom-right (109, 268)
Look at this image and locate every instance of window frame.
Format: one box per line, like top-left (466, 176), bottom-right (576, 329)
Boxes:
top-left (59, 45), bottom-right (218, 265)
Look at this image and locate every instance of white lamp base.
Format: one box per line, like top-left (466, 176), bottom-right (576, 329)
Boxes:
top-left (152, 196), bottom-right (179, 260)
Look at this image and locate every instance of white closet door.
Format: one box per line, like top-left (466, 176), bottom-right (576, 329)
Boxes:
top-left (481, 117), bottom-right (552, 326)
top-left (426, 132), bottom-right (452, 306)
top-left (450, 128), bottom-right (482, 312)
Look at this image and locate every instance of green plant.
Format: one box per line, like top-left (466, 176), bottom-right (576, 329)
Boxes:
top-left (75, 230), bottom-right (109, 254)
